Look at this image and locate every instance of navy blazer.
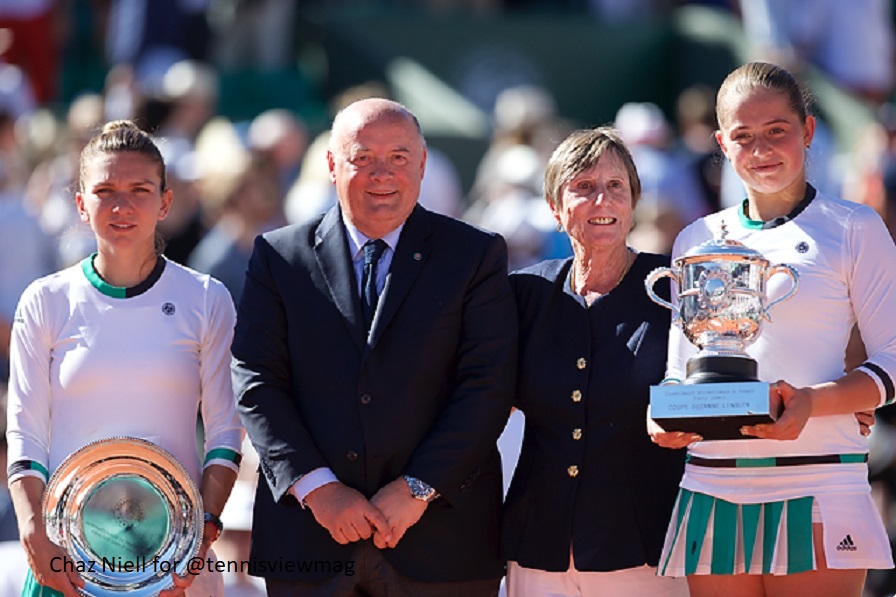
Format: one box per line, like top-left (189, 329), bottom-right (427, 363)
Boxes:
top-left (502, 252), bottom-right (685, 572)
top-left (232, 204), bottom-right (517, 582)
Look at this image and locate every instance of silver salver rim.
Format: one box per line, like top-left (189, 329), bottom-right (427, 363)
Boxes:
top-left (42, 436), bottom-right (203, 596)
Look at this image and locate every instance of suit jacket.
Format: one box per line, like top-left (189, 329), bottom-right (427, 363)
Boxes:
top-left (502, 254), bottom-right (685, 572)
top-left (231, 203), bottom-right (517, 582)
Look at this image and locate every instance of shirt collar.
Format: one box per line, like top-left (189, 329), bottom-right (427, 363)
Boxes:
top-left (342, 213), bottom-right (404, 258)
top-left (738, 183), bottom-right (817, 230)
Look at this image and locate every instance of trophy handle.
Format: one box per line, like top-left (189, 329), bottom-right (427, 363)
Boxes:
top-left (763, 263), bottom-right (799, 322)
top-left (644, 267), bottom-right (681, 323)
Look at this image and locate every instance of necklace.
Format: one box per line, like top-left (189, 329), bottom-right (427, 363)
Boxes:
top-left (570, 247), bottom-right (634, 298)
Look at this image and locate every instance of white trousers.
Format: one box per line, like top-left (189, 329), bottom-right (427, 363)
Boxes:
top-left (507, 555), bottom-right (689, 597)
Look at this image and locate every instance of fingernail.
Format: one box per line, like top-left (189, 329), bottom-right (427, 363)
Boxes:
top-left (676, 432), bottom-right (684, 438)
top-left (694, 436), bottom-right (703, 442)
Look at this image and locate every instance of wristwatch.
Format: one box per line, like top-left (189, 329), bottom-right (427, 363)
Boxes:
top-left (203, 511), bottom-right (223, 543)
top-left (403, 475), bottom-right (438, 502)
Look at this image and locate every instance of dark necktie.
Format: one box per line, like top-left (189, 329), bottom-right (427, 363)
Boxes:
top-left (361, 239), bottom-right (388, 331)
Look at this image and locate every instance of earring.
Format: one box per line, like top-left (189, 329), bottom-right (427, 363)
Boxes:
top-left (556, 222), bottom-right (564, 233)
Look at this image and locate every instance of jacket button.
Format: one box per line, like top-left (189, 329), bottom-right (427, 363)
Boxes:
top-left (346, 451), bottom-right (358, 462)
top-left (572, 428), bottom-right (582, 441)
top-left (576, 358), bottom-right (587, 370)
top-left (571, 390), bottom-right (582, 403)
top-left (360, 394), bottom-right (372, 405)
top-left (567, 465), bottom-right (579, 478)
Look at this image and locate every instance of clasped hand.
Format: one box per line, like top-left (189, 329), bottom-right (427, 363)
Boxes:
top-left (304, 479), bottom-right (428, 549)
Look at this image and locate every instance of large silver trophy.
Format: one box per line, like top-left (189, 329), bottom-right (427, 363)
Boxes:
top-left (43, 437), bottom-right (203, 596)
top-left (645, 223), bottom-right (799, 440)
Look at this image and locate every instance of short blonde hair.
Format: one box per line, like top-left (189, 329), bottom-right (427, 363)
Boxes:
top-left (543, 126), bottom-right (641, 211)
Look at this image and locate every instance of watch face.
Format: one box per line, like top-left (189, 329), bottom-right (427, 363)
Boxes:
top-left (406, 477), bottom-right (434, 501)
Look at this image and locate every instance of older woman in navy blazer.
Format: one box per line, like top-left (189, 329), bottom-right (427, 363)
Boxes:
top-left (502, 127), bottom-right (688, 596)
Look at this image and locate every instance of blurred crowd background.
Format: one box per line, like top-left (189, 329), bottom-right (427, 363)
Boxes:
top-left (2, 1), bottom-right (896, 596)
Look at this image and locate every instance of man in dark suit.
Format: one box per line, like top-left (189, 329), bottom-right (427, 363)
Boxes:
top-left (231, 98), bottom-right (517, 596)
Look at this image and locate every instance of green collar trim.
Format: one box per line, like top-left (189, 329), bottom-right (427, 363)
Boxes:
top-left (81, 253), bottom-right (166, 298)
top-left (738, 200), bottom-right (764, 229)
top-left (737, 184), bottom-right (817, 230)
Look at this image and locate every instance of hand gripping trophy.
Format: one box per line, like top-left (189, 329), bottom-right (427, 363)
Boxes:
top-left (645, 222), bottom-right (799, 440)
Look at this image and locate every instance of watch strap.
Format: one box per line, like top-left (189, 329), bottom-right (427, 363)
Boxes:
top-left (204, 511), bottom-right (223, 541)
top-left (403, 475), bottom-right (438, 502)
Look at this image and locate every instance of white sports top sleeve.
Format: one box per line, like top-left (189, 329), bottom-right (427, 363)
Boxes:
top-left (6, 256), bottom-right (243, 486)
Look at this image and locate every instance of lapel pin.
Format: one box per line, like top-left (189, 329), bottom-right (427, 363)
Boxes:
top-left (413, 252), bottom-right (422, 261)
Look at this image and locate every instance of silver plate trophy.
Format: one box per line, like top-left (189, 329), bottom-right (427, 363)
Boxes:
top-left (43, 437), bottom-right (203, 596)
top-left (645, 222), bottom-right (799, 440)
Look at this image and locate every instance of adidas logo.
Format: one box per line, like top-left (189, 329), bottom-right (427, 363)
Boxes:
top-left (836, 534), bottom-right (858, 552)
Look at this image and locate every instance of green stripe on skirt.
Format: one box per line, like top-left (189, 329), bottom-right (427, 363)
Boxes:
top-left (669, 488), bottom-right (815, 576)
top-left (22, 570), bottom-right (63, 597)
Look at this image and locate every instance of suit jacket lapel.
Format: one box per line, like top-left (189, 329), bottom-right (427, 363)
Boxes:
top-left (369, 204), bottom-right (432, 347)
top-left (314, 206), bottom-right (366, 350)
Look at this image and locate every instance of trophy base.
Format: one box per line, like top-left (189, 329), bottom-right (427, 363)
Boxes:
top-left (650, 380), bottom-right (774, 441)
top-left (684, 354), bottom-right (758, 384)
top-left (654, 412), bottom-right (774, 441)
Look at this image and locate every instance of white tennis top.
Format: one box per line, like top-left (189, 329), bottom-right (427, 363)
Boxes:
top-left (6, 255), bottom-right (243, 486)
top-left (666, 190), bottom-right (896, 501)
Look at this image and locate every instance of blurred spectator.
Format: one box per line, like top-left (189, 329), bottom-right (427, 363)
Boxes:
top-left (247, 108), bottom-right (309, 200)
top-left (880, 107), bottom-right (896, 240)
top-left (189, 120), bottom-right (284, 300)
top-left (841, 119), bottom-right (890, 220)
top-left (839, 103), bottom-right (896, 242)
top-left (283, 129), bottom-right (334, 225)
top-left (0, 105), bottom-right (54, 397)
top-left (99, 1), bottom-right (212, 129)
top-left (104, 0), bottom-right (213, 72)
top-left (468, 143), bottom-right (559, 270)
top-left (0, 185), bottom-right (53, 382)
top-left (210, 0), bottom-right (296, 71)
top-left (154, 59), bottom-right (219, 148)
top-left (615, 101), bottom-right (707, 254)
top-left (738, 0), bottom-right (895, 105)
top-left (157, 139), bottom-right (206, 265)
top-left (465, 84), bottom-right (572, 268)
top-left (585, 0), bottom-right (671, 21)
top-left (25, 93), bottom-right (103, 268)
top-left (102, 62), bottom-right (141, 122)
top-left (674, 83), bottom-right (722, 213)
top-left (0, 28), bottom-right (35, 122)
top-left (467, 84), bottom-right (562, 210)
top-left (419, 145), bottom-right (465, 218)
top-left (0, 2), bottom-right (61, 104)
